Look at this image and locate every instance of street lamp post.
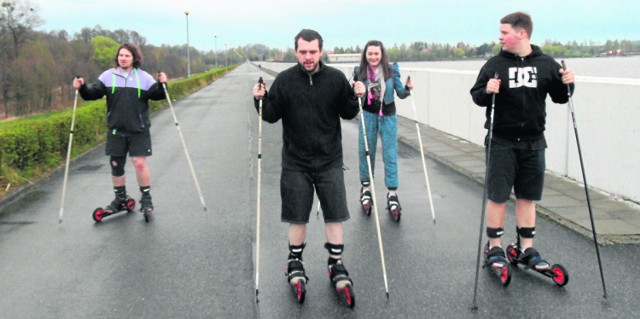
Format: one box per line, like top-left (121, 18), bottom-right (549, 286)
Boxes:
top-left (184, 10), bottom-right (191, 78)
top-left (214, 33), bottom-right (218, 69)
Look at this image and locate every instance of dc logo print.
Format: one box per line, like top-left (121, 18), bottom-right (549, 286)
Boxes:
top-left (509, 67), bottom-right (538, 88)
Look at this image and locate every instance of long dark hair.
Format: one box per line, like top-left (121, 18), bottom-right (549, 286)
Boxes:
top-left (113, 43), bottom-right (143, 68)
top-left (358, 40), bottom-right (393, 81)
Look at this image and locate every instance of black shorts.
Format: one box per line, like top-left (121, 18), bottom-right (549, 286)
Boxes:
top-left (105, 130), bottom-right (152, 157)
top-left (280, 166), bottom-right (350, 224)
top-left (486, 143), bottom-right (545, 203)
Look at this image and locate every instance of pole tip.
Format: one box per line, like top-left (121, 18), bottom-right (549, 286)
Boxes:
top-left (386, 292), bottom-right (389, 300)
top-left (433, 219), bottom-right (436, 225)
top-left (203, 206), bottom-right (207, 211)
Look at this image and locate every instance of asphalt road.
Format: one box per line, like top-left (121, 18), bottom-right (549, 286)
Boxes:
top-left (1, 63), bottom-right (639, 319)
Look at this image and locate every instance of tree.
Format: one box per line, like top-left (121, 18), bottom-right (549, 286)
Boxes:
top-left (0, 0), bottom-right (42, 118)
top-left (91, 36), bottom-right (120, 70)
top-left (0, 0), bottom-right (43, 58)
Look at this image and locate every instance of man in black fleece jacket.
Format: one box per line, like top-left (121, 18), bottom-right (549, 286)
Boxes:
top-left (252, 29), bottom-right (366, 295)
top-left (470, 12), bottom-right (575, 271)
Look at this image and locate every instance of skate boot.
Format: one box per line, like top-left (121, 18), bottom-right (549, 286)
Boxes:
top-left (286, 257), bottom-right (308, 304)
top-left (519, 247), bottom-right (550, 271)
top-left (92, 187), bottom-right (135, 222)
top-left (505, 226), bottom-right (569, 287)
top-left (360, 186), bottom-right (372, 216)
top-left (328, 259), bottom-right (355, 308)
top-left (285, 243), bottom-right (308, 304)
top-left (483, 242), bottom-right (512, 286)
top-left (506, 244), bottom-right (569, 287)
top-left (387, 192), bottom-right (401, 222)
top-left (106, 196), bottom-right (130, 213)
top-left (139, 192), bottom-right (154, 222)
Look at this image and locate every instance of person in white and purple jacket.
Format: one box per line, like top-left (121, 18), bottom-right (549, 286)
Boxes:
top-left (73, 43), bottom-right (167, 218)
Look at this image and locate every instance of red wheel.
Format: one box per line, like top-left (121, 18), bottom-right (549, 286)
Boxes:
top-left (296, 279), bottom-right (306, 304)
top-left (344, 285), bottom-right (355, 308)
top-left (506, 245), bottom-right (518, 265)
top-left (92, 208), bottom-right (104, 222)
top-left (550, 264), bottom-right (569, 287)
top-left (362, 203), bottom-right (371, 216)
top-left (125, 199), bottom-right (136, 212)
top-left (500, 264), bottom-right (512, 287)
top-left (392, 209), bottom-right (401, 223)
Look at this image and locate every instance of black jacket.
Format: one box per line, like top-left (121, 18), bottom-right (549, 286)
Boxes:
top-left (470, 45), bottom-right (575, 141)
top-left (255, 62), bottom-right (359, 171)
top-left (80, 68), bottom-right (165, 135)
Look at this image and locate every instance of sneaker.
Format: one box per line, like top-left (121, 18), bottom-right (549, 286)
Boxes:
top-left (387, 193), bottom-right (401, 211)
top-left (360, 187), bottom-right (372, 206)
top-left (484, 242), bottom-right (507, 268)
top-left (520, 247), bottom-right (550, 271)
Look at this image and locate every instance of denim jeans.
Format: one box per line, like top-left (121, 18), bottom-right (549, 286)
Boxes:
top-left (358, 112), bottom-right (398, 189)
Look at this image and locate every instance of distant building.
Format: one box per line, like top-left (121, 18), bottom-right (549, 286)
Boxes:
top-left (327, 53), bottom-right (360, 63)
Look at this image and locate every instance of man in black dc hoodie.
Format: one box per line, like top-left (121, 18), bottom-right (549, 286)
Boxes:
top-left (470, 12), bottom-right (575, 271)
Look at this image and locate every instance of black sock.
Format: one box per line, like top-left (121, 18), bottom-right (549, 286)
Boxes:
top-left (288, 243), bottom-right (305, 260)
top-left (114, 186), bottom-right (126, 198)
top-left (140, 186), bottom-right (151, 196)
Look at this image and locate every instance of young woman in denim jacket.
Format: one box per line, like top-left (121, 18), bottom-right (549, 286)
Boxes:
top-left (354, 40), bottom-right (413, 220)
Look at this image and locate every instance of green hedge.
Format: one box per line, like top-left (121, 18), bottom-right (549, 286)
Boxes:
top-left (0, 66), bottom-right (236, 199)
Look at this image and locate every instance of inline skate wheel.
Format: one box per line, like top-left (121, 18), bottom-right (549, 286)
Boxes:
top-left (342, 284), bottom-right (355, 308)
top-left (550, 264), bottom-right (569, 287)
top-left (500, 263), bottom-right (512, 287)
top-left (92, 207), bottom-right (104, 223)
top-left (506, 245), bottom-right (519, 265)
top-left (294, 279), bottom-right (306, 304)
top-left (125, 198), bottom-right (136, 212)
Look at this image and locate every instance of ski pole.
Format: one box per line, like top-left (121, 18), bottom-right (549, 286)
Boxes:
top-left (471, 72), bottom-right (499, 311)
top-left (255, 77), bottom-right (264, 302)
top-left (58, 77), bottom-right (80, 224)
top-left (316, 200), bottom-right (321, 218)
top-left (160, 80), bottom-right (207, 211)
top-left (407, 76), bottom-right (436, 224)
top-left (561, 60), bottom-right (607, 298)
top-left (355, 72), bottom-right (390, 299)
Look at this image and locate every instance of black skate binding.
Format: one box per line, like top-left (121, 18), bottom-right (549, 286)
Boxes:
top-left (386, 193), bottom-right (401, 222)
top-left (360, 186), bottom-right (372, 216)
top-left (139, 193), bottom-right (154, 222)
top-left (328, 260), bottom-right (355, 308)
top-left (483, 242), bottom-right (512, 286)
top-left (92, 194), bottom-right (136, 222)
top-left (285, 258), bottom-right (308, 304)
top-left (507, 242), bottom-right (569, 287)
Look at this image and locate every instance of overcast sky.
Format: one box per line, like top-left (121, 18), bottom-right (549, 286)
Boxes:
top-left (35, 0), bottom-right (638, 52)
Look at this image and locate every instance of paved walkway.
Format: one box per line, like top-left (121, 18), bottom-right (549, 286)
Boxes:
top-left (396, 116), bottom-right (640, 245)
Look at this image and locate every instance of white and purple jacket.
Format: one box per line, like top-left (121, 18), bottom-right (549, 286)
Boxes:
top-left (80, 67), bottom-right (165, 134)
